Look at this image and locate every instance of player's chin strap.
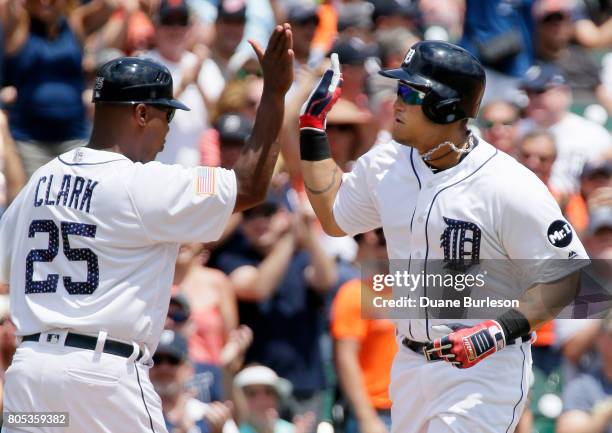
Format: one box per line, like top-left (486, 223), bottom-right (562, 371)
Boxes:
top-left (420, 133), bottom-right (475, 162)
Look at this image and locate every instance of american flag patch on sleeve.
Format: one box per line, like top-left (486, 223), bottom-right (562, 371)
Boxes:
top-left (194, 167), bottom-right (217, 195)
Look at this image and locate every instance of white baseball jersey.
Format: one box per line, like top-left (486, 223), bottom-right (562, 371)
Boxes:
top-left (0, 147), bottom-right (236, 353)
top-left (333, 137), bottom-right (589, 342)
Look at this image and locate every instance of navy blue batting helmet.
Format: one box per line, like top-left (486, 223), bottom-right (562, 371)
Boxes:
top-left (379, 40), bottom-right (485, 124)
top-left (92, 57), bottom-right (190, 111)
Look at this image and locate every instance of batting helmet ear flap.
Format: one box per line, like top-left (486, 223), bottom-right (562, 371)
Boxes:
top-left (421, 88), bottom-right (465, 124)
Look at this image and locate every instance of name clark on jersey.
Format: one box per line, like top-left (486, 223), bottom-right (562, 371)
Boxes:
top-left (33, 174), bottom-right (98, 213)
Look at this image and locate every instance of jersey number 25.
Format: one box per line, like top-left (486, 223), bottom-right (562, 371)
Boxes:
top-left (25, 219), bottom-right (99, 295)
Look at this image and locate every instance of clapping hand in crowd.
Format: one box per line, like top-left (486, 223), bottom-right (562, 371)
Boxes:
top-left (220, 325), bottom-right (254, 375)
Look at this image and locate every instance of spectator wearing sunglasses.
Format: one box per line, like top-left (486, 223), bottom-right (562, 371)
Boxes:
top-left (533, 0), bottom-right (612, 113)
top-left (144, 0), bottom-right (224, 167)
top-left (520, 63), bottom-right (612, 196)
top-left (151, 329), bottom-right (235, 433)
top-left (478, 100), bottom-right (520, 156)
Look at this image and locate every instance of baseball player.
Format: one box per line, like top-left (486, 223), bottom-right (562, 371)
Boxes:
top-left (0, 24), bottom-right (293, 433)
top-left (298, 42), bottom-right (589, 433)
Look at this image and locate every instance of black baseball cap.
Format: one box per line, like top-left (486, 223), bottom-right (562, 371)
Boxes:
top-left (520, 63), bottom-right (566, 93)
top-left (372, 0), bottom-right (420, 21)
top-left (331, 37), bottom-right (378, 65)
top-left (93, 57), bottom-right (190, 111)
top-left (216, 113), bottom-right (253, 142)
top-left (287, 3), bottom-right (319, 25)
top-left (581, 160), bottom-right (612, 178)
top-left (159, 0), bottom-right (190, 22)
top-left (218, 0), bottom-right (247, 21)
top-left (155, 329), bottom-right (189, 361)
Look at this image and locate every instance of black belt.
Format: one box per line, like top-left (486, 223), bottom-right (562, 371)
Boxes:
top-left (22, 332), bottom-right (143, 360)
top-left (402, 333), bottom-right (531, 356)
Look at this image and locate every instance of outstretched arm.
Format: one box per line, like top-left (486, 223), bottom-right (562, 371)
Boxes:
top-left (299, 54), bottom-right (346, 236)
top-left (233, 24), bottom-right (294, 213)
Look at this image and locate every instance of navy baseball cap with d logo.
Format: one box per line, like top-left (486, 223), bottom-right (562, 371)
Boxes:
top-left (92, 57), bottom-right (190, 111)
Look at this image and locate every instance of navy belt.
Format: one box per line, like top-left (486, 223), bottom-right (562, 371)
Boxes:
top-left (22, 332), bottom-right (143, 360)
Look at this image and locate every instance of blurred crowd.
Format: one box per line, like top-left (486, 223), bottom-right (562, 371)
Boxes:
top-left (0, 0), bottom-right (611, 433)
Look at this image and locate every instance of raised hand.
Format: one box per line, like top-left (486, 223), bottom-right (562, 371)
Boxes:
top-left (299, 53), bottom-right (343, 131)
top-left (248, 23), bottom-right (294, 96)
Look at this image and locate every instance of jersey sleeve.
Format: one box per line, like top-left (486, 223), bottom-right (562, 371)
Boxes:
top-left (0, 208), bottom-right (13, 284)
top-left (126, 162), bottom-right (237, 244)
top-left (0, 188), bottom-right (26, 283)
top-left (498, 169), bottom-right (589, 285)
top-left (333, 153), bottom-right (382, 236)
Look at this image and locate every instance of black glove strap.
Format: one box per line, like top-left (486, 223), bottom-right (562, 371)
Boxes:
top-left (300, 129), bottom-right (332, 161)
top-left (497, 308), bottom-right (531, 341)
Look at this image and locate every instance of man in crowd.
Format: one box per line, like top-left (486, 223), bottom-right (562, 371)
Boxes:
top-left (521, 63), bottom-right (611, 195)
top-left (151, 329), bottom-right (234, 433)
top-left (479, 100), bottom-right (520, 156)
top-left (557, 314), bottom-right (612, 433)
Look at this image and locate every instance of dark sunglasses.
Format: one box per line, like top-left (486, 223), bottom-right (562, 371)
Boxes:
top-left (526, 88), bottom-right (549, 96)
top-left (168, 309), bottom-right (189, 323)
top-left (541, 12), bottom-right (570, 24)
top-left (97, 102), bottom-right (176, 123)
top-left (397, 83), bottom-right (425, 105)
top-left (151, 105), bottom-right (176, 123)
top-left (520, 151), bottom-right (555, 163)
top-left (153, 354), bottom-right (182, 366)
top-left (160, 15), bottom-right (189, 27)
top-left (481, 119), bottom-right (516, 129)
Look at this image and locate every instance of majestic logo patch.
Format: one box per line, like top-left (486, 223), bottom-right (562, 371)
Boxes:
top-left (547, 220), bottom-right (573, 248)
top-left (440, 217), bottom-right (482, 272)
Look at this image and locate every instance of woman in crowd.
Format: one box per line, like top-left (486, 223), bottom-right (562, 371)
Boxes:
top-left (1, 0), bottom-right (121, 177)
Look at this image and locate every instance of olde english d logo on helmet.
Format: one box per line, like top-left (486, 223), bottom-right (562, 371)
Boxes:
top-left (403, 48), bottom-right (415, 66)
top-left (547, 220), bottom-right (573, 248)
top-left (440, 217), bottom-right (482, 272)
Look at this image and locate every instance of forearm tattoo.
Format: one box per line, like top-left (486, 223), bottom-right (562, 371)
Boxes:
top-left (304, 166), bottom-right (340, 195)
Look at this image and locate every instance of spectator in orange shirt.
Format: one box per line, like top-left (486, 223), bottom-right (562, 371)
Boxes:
top-left (331, 228), bottom-right (395, 433)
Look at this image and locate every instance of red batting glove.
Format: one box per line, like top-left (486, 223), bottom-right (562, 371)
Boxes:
top-left (299, 53), bottom-right (343, 131)
top-left (424, 321), bottom-right (506, 369)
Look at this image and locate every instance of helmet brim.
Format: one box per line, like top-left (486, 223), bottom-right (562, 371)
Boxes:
top-left (378, 68), bottom-right (431, 91)
top-left (150, 98), bottom-right (191, 111)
